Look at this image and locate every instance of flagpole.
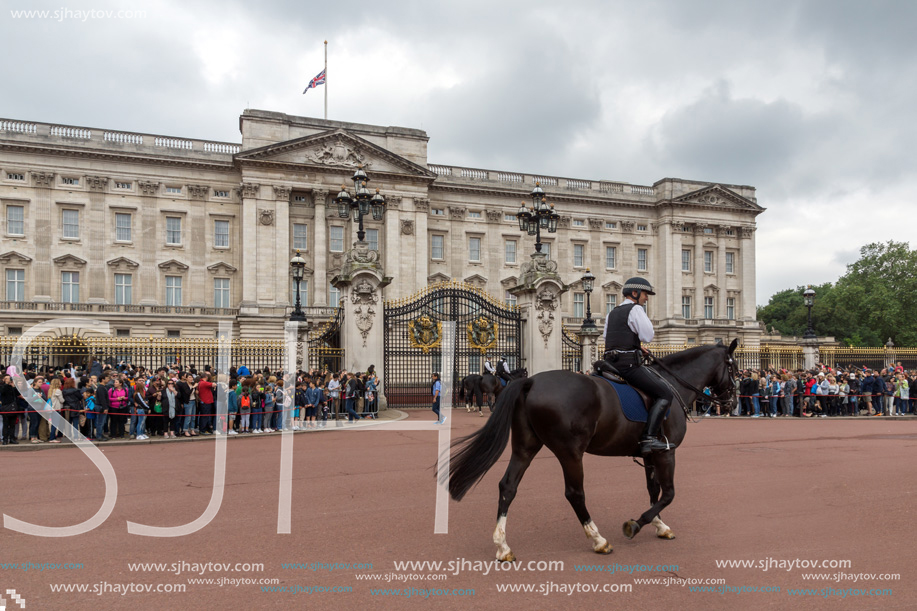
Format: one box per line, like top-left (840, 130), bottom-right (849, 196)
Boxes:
top-left (324, 40), bottom-right (328, 120)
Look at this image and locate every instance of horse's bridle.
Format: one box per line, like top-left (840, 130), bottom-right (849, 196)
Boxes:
top-left (645, 349), bottom-right (738, 415)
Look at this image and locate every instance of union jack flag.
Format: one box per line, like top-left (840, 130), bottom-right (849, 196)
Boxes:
top-left (303, 69), bottom-right (326, 94)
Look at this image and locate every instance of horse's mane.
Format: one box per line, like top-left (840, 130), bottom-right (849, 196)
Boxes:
top-left (656, 344), bottom-right (722, 368)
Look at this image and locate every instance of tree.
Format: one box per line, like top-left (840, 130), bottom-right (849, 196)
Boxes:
top-left (758, 241), bottom-right (917, 346)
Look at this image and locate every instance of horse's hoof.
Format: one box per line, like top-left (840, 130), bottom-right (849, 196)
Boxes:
top-left (497, 552), bottom-right (516, 563)
top-left (623, 520), bottom-right (641, 539)
top-left (594, 542), bottom-right (613, 554)
top-left (657, 529), bottom-right (675, 539)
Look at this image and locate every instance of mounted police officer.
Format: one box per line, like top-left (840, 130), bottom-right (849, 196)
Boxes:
top-left (483, 355), bottom-right (496, 377)
top-left (602, 277), bottom-right (675, 454)
top-left (495, 356), bottom-right (511, 386)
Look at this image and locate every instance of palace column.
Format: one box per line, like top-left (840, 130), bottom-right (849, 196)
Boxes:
top-left (239, 182), bottom-right (261, 309)
top-left (312, 189), bottom-right (328, 306)
top-left (29, 172), bottom-right (55, 301)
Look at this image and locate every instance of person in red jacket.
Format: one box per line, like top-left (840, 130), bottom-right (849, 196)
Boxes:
top-left (197, 373), bottom-right (215, 435)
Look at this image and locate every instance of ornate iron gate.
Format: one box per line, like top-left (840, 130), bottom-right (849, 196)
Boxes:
top-left (562, 325), bottom-right (583, 372)
top-left (383, 281), bottom-right (522, 408)
top-left (308, 307), bottom-right (345, 372)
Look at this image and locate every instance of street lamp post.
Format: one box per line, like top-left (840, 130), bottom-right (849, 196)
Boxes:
top-left (581, 268), bottom-right (596, 330)
top-left (334, 166), bottom-right (386, 243)
top-left (290, 250), bottom-right (306, 322)
top-left (802, 286), bottom-right (816, 339)
top-left (516, 183), bottom-right (559, 253)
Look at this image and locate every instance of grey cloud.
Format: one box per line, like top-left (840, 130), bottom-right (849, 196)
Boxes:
top-left (646, 81), bottom-right (836, 196)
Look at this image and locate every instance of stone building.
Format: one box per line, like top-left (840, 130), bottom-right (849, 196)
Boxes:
top-left (0, 109), bottom-right (764, 347)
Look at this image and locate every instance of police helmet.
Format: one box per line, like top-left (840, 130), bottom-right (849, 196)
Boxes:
top-left (623, 276), bottom-right (656, 296)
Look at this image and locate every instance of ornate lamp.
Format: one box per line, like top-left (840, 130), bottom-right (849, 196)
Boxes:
top-left (333, 165), bottom-right (386, 243)
top-left (517, 183), bottom-right (558, 253)
top-left (290, 251), bottom-right (306, 322)
top-left (581, 268), bottom-right (596, 330)
top-left (803, 286), bottom-right (816, 339)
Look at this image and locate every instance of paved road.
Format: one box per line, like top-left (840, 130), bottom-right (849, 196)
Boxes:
top-left (1, 411), bottom-right (914, 609)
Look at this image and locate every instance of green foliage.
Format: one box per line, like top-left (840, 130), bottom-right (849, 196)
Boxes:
top-left (758, 241), bottom-right (917, 346)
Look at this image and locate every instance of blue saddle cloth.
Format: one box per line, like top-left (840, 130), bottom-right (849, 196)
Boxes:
top-left (592, 374), bottom-right (656, 423)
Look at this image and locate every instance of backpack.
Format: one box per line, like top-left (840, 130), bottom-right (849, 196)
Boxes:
top-left (241, 395), bottom-right (251, 408)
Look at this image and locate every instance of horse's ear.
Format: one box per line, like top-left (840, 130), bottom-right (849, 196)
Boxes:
top-left (728, 338), bottom-right (739, 354)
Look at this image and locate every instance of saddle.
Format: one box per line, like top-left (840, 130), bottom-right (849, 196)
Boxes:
top-left (591, 360), bottom-right (655, 423)
top-left (592, 360), bottom-right (626, 384)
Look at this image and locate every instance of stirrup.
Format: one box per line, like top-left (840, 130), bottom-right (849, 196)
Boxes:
top-left (639, 435), bottom-right (673, 454)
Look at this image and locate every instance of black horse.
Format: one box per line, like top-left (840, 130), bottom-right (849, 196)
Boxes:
top-left (446, 341), bottom-right (737, 560)
top-left (459, 375), bottom-right (485, 415)
top-left (478, 368), bottom-right (528, 409)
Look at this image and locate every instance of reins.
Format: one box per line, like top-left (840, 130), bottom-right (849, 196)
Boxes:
top-left (643, 349), bottom-right (737, 424)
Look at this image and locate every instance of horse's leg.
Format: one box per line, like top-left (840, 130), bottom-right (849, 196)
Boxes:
top-left (624, 452), bottom-right (676, 539)
top-left (494, 431), bottom-right (542, 562)
top-left (558, 454), bottom-right (613, 554)
top-left (643, 463), bottom-right (674, 539)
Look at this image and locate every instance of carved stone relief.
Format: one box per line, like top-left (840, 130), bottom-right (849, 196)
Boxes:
top-left (350, 278), bottom-right (379, 347)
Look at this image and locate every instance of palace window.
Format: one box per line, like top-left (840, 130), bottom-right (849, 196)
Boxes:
top-left (637, 248), bottom-right (647, 271)
top-left (329, 284), bottom-right (341, 308)
top-left (7, 205), bottom-right (24, 235)
top-left (62, 209), bottom-right (80, 239)
top-left (6, 269), bottom-right (24, 301)
top-left (704, 296), bottom-right (714, 319)
top-left (214, 219), bottom-right (230, 248)
top-left (605, 246), bottom-right (616, 269)
top-left (165, 216), bottom-right (182, 245)
top-left (292, 223), bottom-right (308, 251)
top-left (726, 252), bottom-right (735, 274)
top-left (605, 294), bottom-right (616, 314)
top-left (165, 275), bottom-right (182, 306)
top-left (431, 235), bottom-right (444, 260)
top-left (329, 226), bottom-right (344, 252)
top-left (681, 249), bottom-right (691, 272)
top-left (682, 296), bottom-right (691, 319)
top-left (115, 213), bottom-right (132, 242)
top-left (505, 240), bottom-right (516, 264)
top-left (214, 278), bottom-right (230, 308)
top-left (61, 271), bottom-right (80, 303)
top-left (115, 273), bottom-right (132, 305)
top-left (469, 237), bottom-right (482, 262)
top-left (573, 244), bottom-right (584, 267)
top-left (367, 228), bottom-right (379, 251)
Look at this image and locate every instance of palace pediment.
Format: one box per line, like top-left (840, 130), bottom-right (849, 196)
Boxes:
top-left (158, 259), bottom-right (189, 272)
top-left (53, 254), bottom-right (87, 267)
top-left (0, 251), bottom-right (32, 265)
top-left (672, 185), bottom-right (763, 212)
top-left (207, 262), bottom-right (239, 275)
top-left (236, 129), bottom-right (436, 179)
top-left (427, 272), bottom-right (451, 284)
top-left (106, 256), bottom-right (139, 270)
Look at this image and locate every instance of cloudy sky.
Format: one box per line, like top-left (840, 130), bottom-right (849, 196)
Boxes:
top-left (3, 0), bottom-right (915, 305)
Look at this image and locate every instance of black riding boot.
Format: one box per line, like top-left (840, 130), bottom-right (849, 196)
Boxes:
top-left (640, 398), bottom-right (674, 454)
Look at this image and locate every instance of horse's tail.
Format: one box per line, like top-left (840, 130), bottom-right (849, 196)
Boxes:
top-left (447, 377), bottom-right (533, 501)
top-left (458, 377), bottom-right (466, 402)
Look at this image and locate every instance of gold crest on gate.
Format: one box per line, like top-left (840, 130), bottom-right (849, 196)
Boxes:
top-left (408, 315), bottom-right (443, 353)
top-left (467, 316), bottom-right (498, 354)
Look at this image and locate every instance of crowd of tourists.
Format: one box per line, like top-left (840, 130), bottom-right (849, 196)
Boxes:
top-left (0, 360), bottom-right (381, 445)
top-left (717, 363), bottom-right (917, 418)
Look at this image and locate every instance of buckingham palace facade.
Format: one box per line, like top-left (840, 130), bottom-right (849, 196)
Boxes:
top-left (0, 109), bottom-right (764, 345)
